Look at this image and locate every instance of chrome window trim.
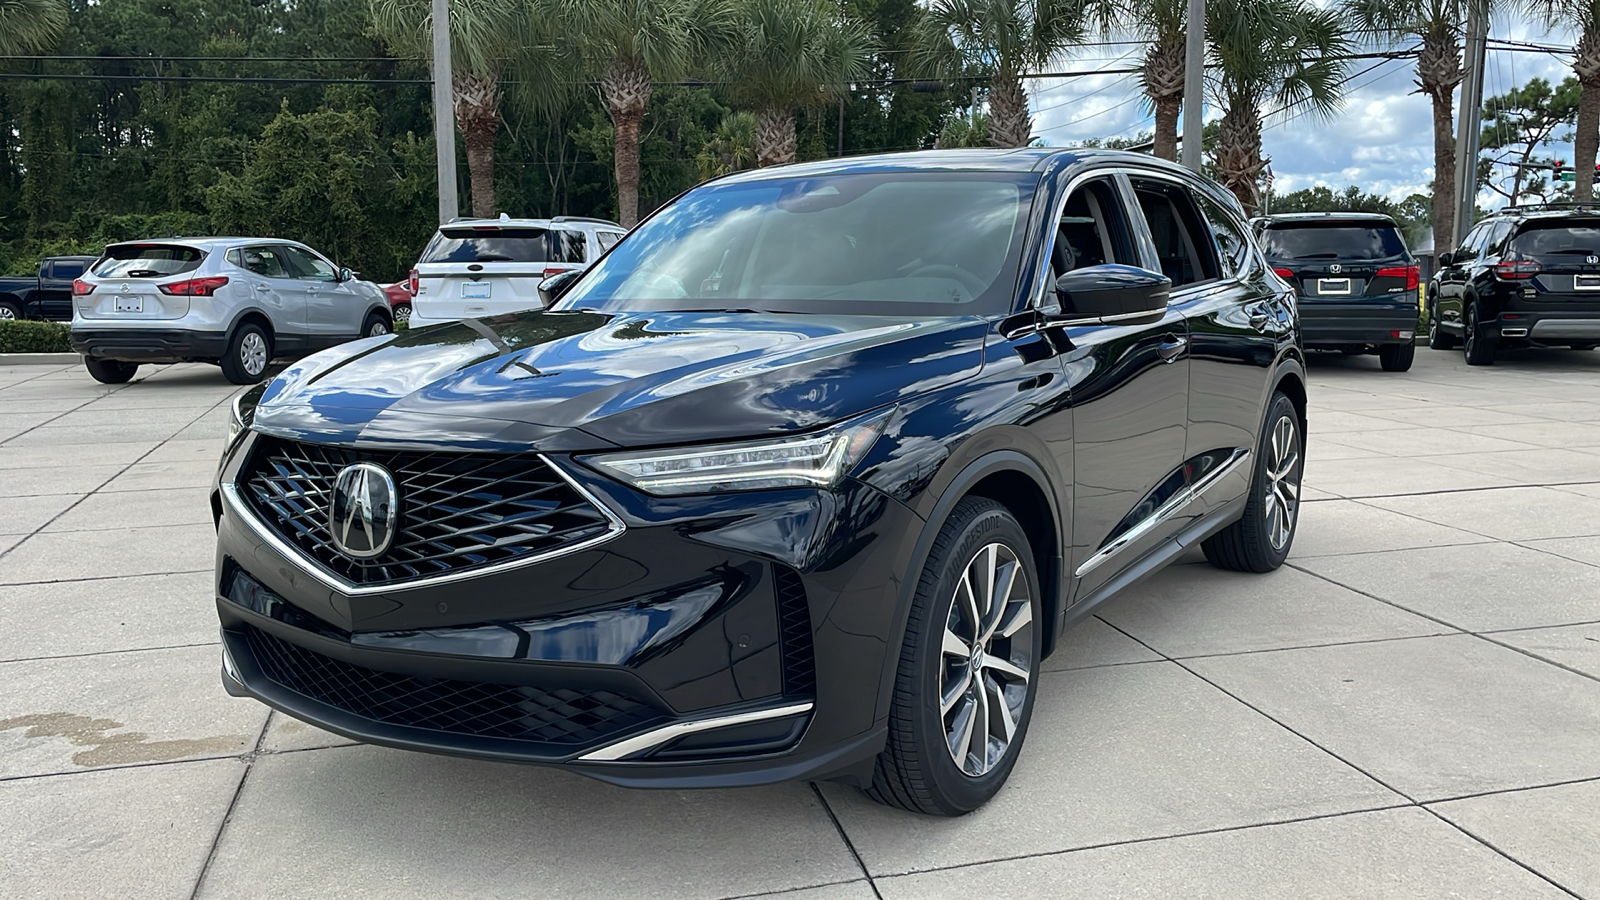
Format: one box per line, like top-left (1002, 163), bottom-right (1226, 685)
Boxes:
top-left (577, 701), bottom-right (814, 762)
top-left (220, 452), bottom-right (627, 596)
top-left (1074, 447), bottom-right (1251, 578)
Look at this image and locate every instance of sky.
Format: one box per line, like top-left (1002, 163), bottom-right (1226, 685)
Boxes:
top-left (1029, 13), bottom-right (1577, 210)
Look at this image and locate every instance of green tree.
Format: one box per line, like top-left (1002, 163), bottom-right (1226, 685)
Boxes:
top-left (935, 108), bottom-right (991, 148)
top-left (913, 0), bottom-right (1095, 148)
top-left (725, 0), bottom-right (877, 166)
top-left (697, 112), bottom-right (758, 179)
top-left (1267, 185), bottom-right (1434, 248)
top-left (1522, 0), bottom-right (1600, 200)
top-left (1207, 0), bottom-right (1352, 213)
top-left (1477, 76), bottom-right (1580, 205)
top-left (0, 0), bottom-right (67, 55)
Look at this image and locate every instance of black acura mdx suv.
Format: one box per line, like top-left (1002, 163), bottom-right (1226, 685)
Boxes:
top-left (1429, 204), bottom-right (1600, 364)
top-left (1253, 212), bottom-right (1420, 372)
top-left (213, 149), bottom-right (1306, 815)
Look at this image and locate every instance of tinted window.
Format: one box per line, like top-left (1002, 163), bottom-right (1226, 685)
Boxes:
top-left (1259, 223), bottom-right (1406, 261)
top-left (1507, 221), bottom-right (1600, 260)
top-left (282, 246), bottom-right (338, 280)
top-left (553, 230), bottom-right (587, 264)
top-left (1050, 178), bottom-right (1135, 279)
top-left (233, 246), bottom-right (290, 279)
top-left (1195, 194), bottom-right (1252, 276)
top-left (1456, 223), bottom-right (1490, 260)
top-left (1132, 179), bottom-right (1219, 287)
top-left (421, 227), bottom-right (551, 263)
top-left (92, 244), bottom-right (205, 278)
top-left (50, 260), bottom-right (86, 280)
top-left (597, 231), bottom-right (622, 252)
top-left (558, 173), bottom-right (1036, 316)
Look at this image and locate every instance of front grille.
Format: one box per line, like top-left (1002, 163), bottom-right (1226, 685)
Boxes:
top-left (244, 626), bottom-right (666, 746)
top-left (240, 436), bottom-right (617, 586)
top-left (772, 565), bottom-right (816, 698)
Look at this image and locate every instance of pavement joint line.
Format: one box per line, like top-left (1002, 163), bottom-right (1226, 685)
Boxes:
top-left (1419, 774), bottom-right (1600, 807)
top-left (0, 569), bottom-right (211, 589)
top-left (810, 783), bottom-right (885, 900)
top-left (1311, 479), bottom-right (1600, 503)
top-left (0, 363), bottom-right (180, 446)
top-left (0, 641), bottom-right (220, 666)
top-left (717, 878), bottom-right (875, 900)
top-left (1508, 537), bottom-right (1600, 572)
top-left (186, 711), bottom-right (269, 900)
top-left (1476, 617), bottom-right (1600, 635)
top-left (1415, 805), bottom-right (1587, 900)
top-left (1162, 630), bottom-right (1460, 663)
top-left (1338, 494), bottom-right (1600, 554)
top-left (1466, 631), bottom-right (1600, 687)
top-left (0, 386), bottom-right (235, 567)
top-left (1287, 538), bottom-right (1499, 560)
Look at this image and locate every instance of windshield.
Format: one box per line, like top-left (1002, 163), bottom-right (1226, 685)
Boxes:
top-left (421, 227), bottom-right (553, 264)
top-left (1507, 221), bottom-right (1600, 260)
top-left (92, 244), bottom-right (205, 278)
top-left (556, 172), bottom-right (1037, 316)
top-left (1260, 223), bottom-right (1407, 261)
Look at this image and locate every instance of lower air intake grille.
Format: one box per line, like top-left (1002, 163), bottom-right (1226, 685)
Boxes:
top-left (244, 626), bottom-right (666, 746)
top-left (772, 565), bottom-right (816, 698)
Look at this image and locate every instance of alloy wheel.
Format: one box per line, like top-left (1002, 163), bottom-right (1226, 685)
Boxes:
top-left (940, 542), bottom-right (1034, 778)
top-left (0, 306), bottom-right (15, 320)
top-left (1264, 415), bottom-right (1301, 551)
top-left (368, 319), bottom-right (390, 337)
top-left (240, 332), bottom-right (268, 376)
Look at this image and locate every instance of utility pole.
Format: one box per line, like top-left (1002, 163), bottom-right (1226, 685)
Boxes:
top-left (1452, 0), bottom-right (1488, 247)
top-left (1181, 0), bottom-right (1205, 171)
top-left (431, 0), bottom-right (459, 223)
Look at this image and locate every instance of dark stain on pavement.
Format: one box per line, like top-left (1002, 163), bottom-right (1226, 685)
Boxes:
top-left (0, 712), bottom-right (243, 766)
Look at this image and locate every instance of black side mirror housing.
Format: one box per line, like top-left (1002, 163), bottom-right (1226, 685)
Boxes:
top-left (1052, 264), bottom-right (1171, 326)
top-left (1436, 252), bottom-right (1454, 267)
top-left (537, 270), bottom-right (582, 308)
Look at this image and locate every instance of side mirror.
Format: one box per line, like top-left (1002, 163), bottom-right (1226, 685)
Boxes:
top-left (1052, 264), bottom-right (1171, 326)
top-left (1436, 252), bottom-right (1454, 268)
top-left (339, 267), bottom-right (354, 282)
top-left (537, 270), bottom-right (582, 308)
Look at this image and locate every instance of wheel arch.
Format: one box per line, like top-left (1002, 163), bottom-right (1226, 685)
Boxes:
top-left (228, 309), bottom-right (275, 353)
top-left (873, 450), bottom-right (1066, 724)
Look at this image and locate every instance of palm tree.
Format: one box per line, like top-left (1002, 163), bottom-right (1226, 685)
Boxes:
top-left (725, 0), bottom-right (877, 167)
top-left (936, 108), bottom-right (992, 148)
top-left (562, 0), bottom-right (735, 226)
top-left (1207, 0), bottom-right (1352, 213)
top-left (1523, 0), bottom-right (1600, 200)
top-left (1345, 0), bottom-right (1483, 260)
top-left (913, 0), bottom-right (1095, 149)
top-left (697, 112), bottom-right (758, 180)
top-left (0, 0), bottom-right (66, 55)
top-left (1124, 0), bottom-right (1189, 162)
top-left (371, 0), bottom-right (561, 217)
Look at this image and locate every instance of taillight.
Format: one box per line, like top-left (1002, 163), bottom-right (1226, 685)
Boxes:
top-left (158, 276), bottom-right (229, 296)
top-left (407, 268), bottom-right (419, 296)
top-left (542, 267), bottom-right (567, 279)
top-left (72, 279), bottom-right (95, 296)
top-left (1376, 265), bottom-right (1421, 291)
top-left (1272, 267), bottom-right (1295, 280)
top-left (1493, 259), bottom-right (1541, 280)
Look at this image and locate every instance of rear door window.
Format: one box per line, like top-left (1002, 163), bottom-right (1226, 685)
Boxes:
top-left (552, 230), bottom-right (587, 264)
top-left (1194, 194), bottom-right (1252, 277)
top-left (233, 246), bottom-right (292, 279)
top-left (1507, 221), bottom-right (1600, 262)
top-left (1259, 223), bottom-right (1407, 261)
top-left (1131, 178), bottom-right (1220, 287)
top-left (92, 244), bottom-right (205, 278)
top-left (421, 227), bottom-right (552, 263)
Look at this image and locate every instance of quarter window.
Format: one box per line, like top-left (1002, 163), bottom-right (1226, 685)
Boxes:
top-left (597, 231), bottom-right (622, 252)
top-left (553, 230), bottom-right (588, 264)
top-left (1131, 178), bottom-right (1221, 287)
top-left (1193, 193), bottom-right (1252, 277)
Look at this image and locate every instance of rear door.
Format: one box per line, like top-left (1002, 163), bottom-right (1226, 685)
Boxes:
top-left (228, 245), bottom-right (309, 348)
top-left (413, 225), bottom-right (556, 321)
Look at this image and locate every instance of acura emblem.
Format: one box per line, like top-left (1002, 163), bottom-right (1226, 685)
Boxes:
top-left (1329, 264), bottom-right (1342, 274)
top-left (329, 463), bottom-right (397, 559)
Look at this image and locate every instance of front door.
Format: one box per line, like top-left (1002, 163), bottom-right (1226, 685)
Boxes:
top-left (282, 245), bottom-right (361, 345)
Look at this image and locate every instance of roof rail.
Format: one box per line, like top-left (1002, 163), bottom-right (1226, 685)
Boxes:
top-left (1498, 201), bottom-right (1600, 213)
top-left (551, 216), bottom-right (622, 226)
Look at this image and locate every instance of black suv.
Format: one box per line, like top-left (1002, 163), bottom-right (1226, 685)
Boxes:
top-left (213, 149), bottom-right (1305, 816)
top-left (1253, 212), bottom-right (1419, 372)
top-left (1429, 204), bottom-right (1600, 364)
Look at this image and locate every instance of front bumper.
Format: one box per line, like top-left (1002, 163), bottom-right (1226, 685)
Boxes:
top-left (71, 327), bottom-right (228, 362)
top-left (212, 433), bottom-right (920, 787)
top-left (1299, 300), bottom-right (1418, 347)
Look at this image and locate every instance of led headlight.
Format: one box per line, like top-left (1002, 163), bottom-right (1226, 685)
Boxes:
top-left (584, 409), bottom-right (892, 496)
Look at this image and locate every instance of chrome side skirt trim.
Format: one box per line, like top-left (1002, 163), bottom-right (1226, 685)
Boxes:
top-left (1074, 448), bottom-right (1251, 578)
top-left (219, 453), bottom-right (626, 596)
top-left (577, 702), bottom-right (815, 762)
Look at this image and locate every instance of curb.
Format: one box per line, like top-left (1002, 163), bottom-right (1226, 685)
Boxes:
top-left (0, 352), bottom-right (80, 365)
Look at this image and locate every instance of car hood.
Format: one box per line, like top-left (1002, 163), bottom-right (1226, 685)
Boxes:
top-left (252, 310), bottom-right (988, 451)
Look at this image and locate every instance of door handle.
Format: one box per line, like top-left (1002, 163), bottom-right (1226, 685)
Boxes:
top-left (254, 284), bottom-right (269, 292)
top-left (1157, 335), bottom-right (1187, 362)
top-left (1246, 303), bottom-right (1271, 331)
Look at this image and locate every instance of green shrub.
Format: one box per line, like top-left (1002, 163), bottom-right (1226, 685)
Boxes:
top-left (0, 320), bottom-right (73, 354)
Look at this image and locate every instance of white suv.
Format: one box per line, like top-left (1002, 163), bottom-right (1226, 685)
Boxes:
top-left (71, 238), bottom-right (393, 385)
top-left (407, 215), bottom-right (626, 327)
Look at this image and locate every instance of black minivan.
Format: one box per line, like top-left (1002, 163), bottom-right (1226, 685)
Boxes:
top-left (1254, 212), bottom-right (1420, 371)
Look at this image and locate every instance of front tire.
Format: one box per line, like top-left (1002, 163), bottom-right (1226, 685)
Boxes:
top-left (867, 497), bottom-right (1041, 816)
top-left (1379, 342), bottom-right (1414, 372)
top-left (221, 322), bottom-right (272, 385)
top-left (84, 357), bottom-right (138, 384)
top-left (1462, 302), bottom-right (1496, 366)
top-left (363, 311), bottom-right (392, 338)
top-left (1203, 392), bottom-right (1302, 573)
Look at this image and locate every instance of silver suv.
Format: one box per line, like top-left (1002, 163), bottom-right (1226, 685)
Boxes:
top-left (408, 215), bottom-right (626, 327)
top-left (71, 238), bottom-right (393, 384)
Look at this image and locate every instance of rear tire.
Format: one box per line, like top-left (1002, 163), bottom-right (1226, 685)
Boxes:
top-left (1462, 302), bottom-right (1496, 366)
top-left (1378, 342), bottom-right (1414, 372)
top-left (1426, 299), bottom-right (1456, 350)
top-left (0, 299), bottom-right (21, 320)
top-left (1203, 392), bottom-right (1302, 573)
top-left (84, 357), bottom-right (138, 384)
top-left (867, 497), bottom-right (1041, 816)
top-left (393, 304), bottom-right (411, 325)
top-left (221, 322), bottom-right (272, 385)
